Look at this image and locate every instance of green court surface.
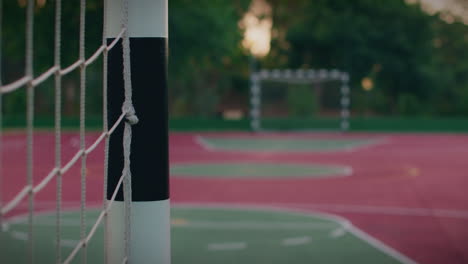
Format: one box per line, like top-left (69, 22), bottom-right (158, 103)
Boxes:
top-left (198, 136), bottom-right (380, 151)
top-left (171, 163), bottom-right (351, 178)
top-left (0, 207), bottom-right (410, 264)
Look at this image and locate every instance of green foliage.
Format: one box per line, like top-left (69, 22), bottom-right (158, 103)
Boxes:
top-left (267, 0), bottom-right (468, 116)
top-left (4, 0), bottom-right (468, 119)
top-left (2, 1), bottom-right (103, 117)
top-left (169, 0), bottom-right (251, 117)
top-left (352, 88), bottom-right (391, 116)
top-left (396, 93), bottom-right (422, 116)
top-left (453, 85), bottom-right (468, 116)
top-left (273, 0), bottom-right (433, 98)
top-left (286, 85), bottom-right (316, 117)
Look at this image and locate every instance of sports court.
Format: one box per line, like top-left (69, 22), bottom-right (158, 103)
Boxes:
top-left (2, 0), bottom-right (468, 263)
top-left (1, 131), bottom-right (468, 263)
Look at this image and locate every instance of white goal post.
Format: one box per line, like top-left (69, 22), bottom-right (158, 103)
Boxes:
top-left (250, 69), bottom-right (351, 132)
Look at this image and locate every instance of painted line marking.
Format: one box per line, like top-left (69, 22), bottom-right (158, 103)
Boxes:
top-left (174, 203), bottom-right (419, 264)
top-left (3, 203), bottom-right (423, 264)
top-left (329, 228), bottom-right (346, 238)
top-left (207, 242), bottom-right (247, 251)
top-left (347, 225), bottom-right (418, 264)
top-left (282, 236), bottom-right (311, 246)
top-left (343, 138), bottom-right (390, 152)
top-left (194, 135), bottom-right (216, 151)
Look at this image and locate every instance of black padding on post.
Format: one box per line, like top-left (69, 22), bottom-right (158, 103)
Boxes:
top-left (107, 37), bottom-right (169, 202)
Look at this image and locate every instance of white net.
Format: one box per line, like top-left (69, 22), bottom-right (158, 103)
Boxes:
top-left (250, 69), bottom-right (350, 132)
top-left (0, 0), bottom-right (135, 263)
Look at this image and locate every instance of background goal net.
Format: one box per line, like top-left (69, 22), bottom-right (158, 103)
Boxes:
top-left (250, 69), bottom-right (350, 132)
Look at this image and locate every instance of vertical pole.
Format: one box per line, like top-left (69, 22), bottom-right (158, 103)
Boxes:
top-left (78, 0), bottom-right (87, 262)
top-left (340, 72), bottom-right (350, 132)
top-left (25, 0), bottom-right (35, 263)
top-left (250, 73), bottom-right (261, 132)
top-left (106, 0), bottom-right (170, 263)
top-left (102, 0), bottom-right (109, 263)
top-left (249, 56), bottom-right (260, 132)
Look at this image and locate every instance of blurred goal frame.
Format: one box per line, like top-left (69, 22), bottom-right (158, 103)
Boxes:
top-left (250, 69), bottom-right (351, 132)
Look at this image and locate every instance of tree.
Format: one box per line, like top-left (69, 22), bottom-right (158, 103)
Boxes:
top-left (169, 0), bottom-right (250, 117)
top-left (2, 0), bottom-right (251, 118)
top-left (428, 18), bottom-right (468, 115)
top-left (2, 0), bottom-right (103, 117)
top-left (267, 0), bottom-right (437, 115)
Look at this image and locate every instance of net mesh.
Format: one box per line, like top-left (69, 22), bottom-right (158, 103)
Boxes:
top-left (0, 0), bottom-right (135, 263)
top-left (250, 69), bottom-right (350, 132)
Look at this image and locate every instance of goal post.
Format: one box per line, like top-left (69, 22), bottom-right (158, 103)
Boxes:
top-left (106, 0), bottom-right (170, 263)
top-left (250, 69), bottom-right (350, 132)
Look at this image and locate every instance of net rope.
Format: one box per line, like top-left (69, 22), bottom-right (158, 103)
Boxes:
top-left (25, 0), bottom-right (35, 262)
top-left (0, 1), bottom-right (136, 263)
top-left (54, 0), bottom-right (63, 262)
top-left (121, 0), bottom-right (138, 261)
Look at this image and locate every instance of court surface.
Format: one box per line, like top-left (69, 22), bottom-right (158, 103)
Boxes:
top-left (2, 206), bottom-right (412, 264)
top-left (1, 131), bottom-right (468, 263)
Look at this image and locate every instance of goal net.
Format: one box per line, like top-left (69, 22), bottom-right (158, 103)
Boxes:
top-left (0, 0), bottom-right (169, 263)
top-left (250, 69), bottom-right (350, 132)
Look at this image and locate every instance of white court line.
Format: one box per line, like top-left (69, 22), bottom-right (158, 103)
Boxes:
top-left (347, 226), bottom-right (418, 264)
top-left (3, 203), bottom-right (419, 264)
top-left (207, 242), bottom-right (247, 251)
top-left (329, 228), bottom-right (347, 238)
top-left (194, 135), bottom-right (216, 151)
top-left (3, 205), bottom-right (102, 228)
top-left (343, 137), bottom-right (390, 152)
top-left (174, 202), bottom-right (419, 264)
top-left (7, 229), bottom-right (79, 249)
top-left (282, 236), bottom-right (311, 246)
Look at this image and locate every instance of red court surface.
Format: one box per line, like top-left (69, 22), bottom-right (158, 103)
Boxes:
top-left (2, 131), bottom-right (468, 264)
